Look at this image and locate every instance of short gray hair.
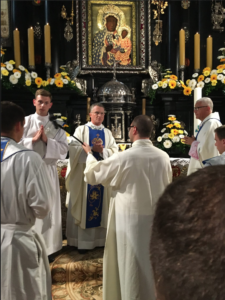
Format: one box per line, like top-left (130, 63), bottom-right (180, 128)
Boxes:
top-left (196, 97), bottom-right (213, 111)
top-left (90, 102), bottom-right (105, 112)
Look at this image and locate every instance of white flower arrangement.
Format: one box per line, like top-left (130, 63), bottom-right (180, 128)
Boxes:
top-left (162, 82), bottom-right (167, 88)
top-left (192, 73), bottom-right (198, 78)
top-left (210, 69), bottom-right (217, 75)
top-left (6, 63), bottom-right (13, 71)
top-left (205, 77), bottom-right (210, 83)
top-left (197, 81), bottom-right (205, 88)
top-left (156, 115), bottom-right (188, 155)
top-left (14, 72), bottom-right (21, 79)
top-left (217, 74), bottom-right (224, 81)
top-left (9, 75), bottom-right (18, 84)
top-left (31, 71), bottom-right (37, 78)
top-left (152, 84), bottom-right (158, 90)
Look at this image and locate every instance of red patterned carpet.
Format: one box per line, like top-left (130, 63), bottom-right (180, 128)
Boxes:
top-left (51, 242), bottom-right (104, 300)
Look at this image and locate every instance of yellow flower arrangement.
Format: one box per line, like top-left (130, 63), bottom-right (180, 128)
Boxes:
top-left (13, 69), bottom-right (21, 74)
top-left (168, 133), bottom-right (174, 139)
top-left (203, 67), bottom-right (211, 72)
top-left (186, 79), bottom-right (190, 85)
top-left (26, 80), bottom-right (31, 86)
top-left (1, 69), bottom-right (9, 76)
top-left (168, 117), bottom-right (176, 121)
top-left (211, 80), bottom-right (217, 86)
top-left (198, 75), bottom-right (204, 82)
top-left (171, 129), bottom-right (179, 135)
top-left (174, 123), bottom-right (181, 128)
top-left (203, 70), bottom-right (210, 77)
top-left (55, 79), bottom-right (63, 88)
top-left (217, 65), bottom-right (223, 70)
top-left (217, 68), bottom-right (223, 73)
top-left (35, 77), bottom-right (43, 86)
top-left (170, 75), bottom-right (177, 80)
top-left (1, 62), bottom-right (6, 67)
top-left (166, 124), bottom-right (174, 128)
top-left (9, 60), bottom-right (15, 65)
top-left (54, 73), bottom-right (61, 79)
top-left (179, 130), bottom-right (184, 134)
top-left (210, 74), bottom-right (217, 81)
top-left (158, 81), bottom-right (163, 87)
top-left (169, 80), bottom-right (176, 89)
top-left (183, 87), bottom-right (192, 96)
top-left (61, 72), bottom-right (68, 76)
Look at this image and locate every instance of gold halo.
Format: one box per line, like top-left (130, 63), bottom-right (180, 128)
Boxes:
top-left (97, 4), bottom-right (126, 31)
top-left (118, 25), bottom-right (131, 39)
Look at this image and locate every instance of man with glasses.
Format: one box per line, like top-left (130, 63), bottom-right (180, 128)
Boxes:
top-left (183, 97), bottom-right (221, 175)
top-left (82, 115), bottom-right (172, 300)
top-left (66, 103), bottom-right (117, 252)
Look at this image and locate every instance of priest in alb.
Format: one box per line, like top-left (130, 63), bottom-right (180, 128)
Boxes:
top-left (184, 97), bottom-right (221, 175)
top-left (1, 102), bottom-right (53, 300)
top-left (20, 89), bottom-right (68, 257)
top-left (65, 103), bottom-right (117, 250)
top-left (82, 115), bottom-right (172, 300)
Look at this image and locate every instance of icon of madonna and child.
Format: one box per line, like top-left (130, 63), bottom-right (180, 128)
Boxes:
top-left (92, 5), bottom-right (132, 66)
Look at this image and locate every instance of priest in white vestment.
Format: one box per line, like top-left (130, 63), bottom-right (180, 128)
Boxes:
top-left (82, 115), bottom-right (172, 300)
top-left (20, 89), bottom-right (68, 256)
top-left (184, 97), bottom-right (221, 175)
top-left (66, 103), bottom-right (117, 250)
top-left (203, 125), bottom-right (225, 166)
top-left (1, 102), bottom-right (54, 300)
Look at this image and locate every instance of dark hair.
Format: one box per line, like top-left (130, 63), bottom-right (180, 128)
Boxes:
top-left (35, 89), bottom-right (52, 101)
top-left (132, 115), bottom-right (153, 138)
top-left (1, 101), bottom-right (25, 133)
top-left (215, 125), bottom-right (225, 140)
top-left (150, 166), bottom-right (225, 300)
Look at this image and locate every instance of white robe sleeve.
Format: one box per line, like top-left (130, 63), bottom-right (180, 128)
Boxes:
top-left (20, 116), bottom-right (33, 150)
top-left (84, 153), bottom-right (122, 188)
top-left (103, 129), bottom-right (118, 158)
top-left (197, 120), bottom-right (220, 165)
top-left (45, 129), bottom-right (68, 160)
top-left (26, 157), bottom-right (54, 219)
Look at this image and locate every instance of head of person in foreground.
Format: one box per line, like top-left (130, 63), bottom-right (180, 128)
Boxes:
top-left (150, 165), bottom-right (225, 300)
top-left (214, 125), bottom-right (225, 154)
top-left (128, 115), bottom-right (153, 143)
top-left (1, 101), bottom-right (25, 142)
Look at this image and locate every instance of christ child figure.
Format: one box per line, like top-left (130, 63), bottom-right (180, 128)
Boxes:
top-left (114, 25), bottom-right (132, 66)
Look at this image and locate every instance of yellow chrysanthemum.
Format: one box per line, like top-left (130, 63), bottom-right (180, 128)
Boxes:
top-left (174, 123), bottom-right (181, 128)
top-left (217, 68), bottom-right (223, 74)
top-left (55, 79), bottom-right (63, 87)
top-left (217, 65), bottom-right (223, 70)
top-left (168, 133), bottom-right (174, 139)
top-left (203, 71), bottom-right (210, 77)
top-left (65, 76), bottom-right (70, 81)
top-left (183, 87), bottom-right (192, 96)
top-left (9, 60), bottom-right (15, 64)
top-left (1, 69), bottom-right (9, 76)
top-left (203, 67), bottom-right (211, 72)
top-left (186, 79), bottom-right (190, 85)
top-left (179, 130), bottom-right (184, 134)
top-left (42, 80), bottom-right (49, 87)
top-left (197, 75), bottom-right (204, 82)
top-left (47, 78), bottom-right (52, 83)
top-left (165, 75), bottom-right (171, 78)
top-left (25, 68), bottom-right (29, 73)
top-left (54, 73), bottom-right (61, 79)
top-left (220, 58), bottom-right (225, 62)
top-left (162, 78), bottom-right (167, 82)
top-left (211, 80), bottom-right (217, 86)
top-left (168, 117), bottom-right (176, 121)
top-left (171, 129), bottom-right (179, 135)
top-left (1, 63), bottom-right (6, 67)
top-left (63, 124), bottom-right (69, 127)
top-left (35, 77), bottom-right (43, 86)
top-left (158, 81), bottom-right (163, 87)
top-left (180, 80), bottom-right (184, 85)
top-left (169, 80), bottom-right (176, 89)
top-left (170, 75), bottom-right (177, 80)
top-left (166, 124), bottom-right (174, 128)
top-left (26, 80), bottom-right (31, 86)
top-left (61, 116), bottom-right (67, 120)
top-left (13, 69), bottom-right (21, 74)
top-left (61, 72), bottom-right (68, 76)
top-left (210, 74), bottom-right (217, 81)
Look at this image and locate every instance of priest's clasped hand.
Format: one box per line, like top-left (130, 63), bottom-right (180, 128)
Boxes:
top-left (82, 142), bottom-right (92, 154)
top-left (92, 142), bottom-right (104, 153)
top-left (183, 135), bottom-right (196, 145)
top-left (32, 125), bottom-right (48, 144)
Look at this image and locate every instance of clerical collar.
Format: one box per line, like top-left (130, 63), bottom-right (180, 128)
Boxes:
top-left (132, 139), bottom-right (153, 148)
top-left (87, 122), bottom-right (104, 130)
top-left (35, 112), bottom-right (49, 120)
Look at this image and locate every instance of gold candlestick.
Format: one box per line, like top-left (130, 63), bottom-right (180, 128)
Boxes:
top-left (28, 27), bottom-right (35, 69)
top-left (87, 97), bottom-right (91, 121)
top-left (206, 35), bottom-right (213, 69)
top-left (142, 98), bottom-right (146, 115)
top-left (44, 23), bottom-right (51, 64)
top-left (13, 28), bottom-right (21, 68)
top-left (194, 32), bottom-right (200, 72)
top-left (179, 28), bottom-right (185, 67)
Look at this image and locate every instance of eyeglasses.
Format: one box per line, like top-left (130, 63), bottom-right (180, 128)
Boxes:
top-left (92, 112), bottom-right (105, 116)
top-left (127, 125), bottom-right (135, 131)
top-left (194, 106), bottom-right (208, 111)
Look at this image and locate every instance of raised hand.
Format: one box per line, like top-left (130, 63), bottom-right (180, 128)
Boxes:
top-left (32, 126), bottom-right (43, 143)
top-left (92, 142), bottom-right (104, 153)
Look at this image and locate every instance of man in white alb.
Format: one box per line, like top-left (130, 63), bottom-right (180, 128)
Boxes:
top-left (203, 125), bottom-right (225, 166)
top-left (1, 102), bottom-right (53, 300)
top-left (82, 115), bottom-right (172, 300)
top-left (184, 97), bottom-right (221, 175)
top-left (20, 89), bottom-right (68, 258)
top-left (65, 103), bottom-right (117, 251)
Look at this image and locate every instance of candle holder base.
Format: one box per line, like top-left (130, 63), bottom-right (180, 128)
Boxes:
top-left (45, 63), bottom-right (52, 80)
top-left (179, 65), bottom-right (185, 82)
top-left (28, 65), bottom-right (35, 71)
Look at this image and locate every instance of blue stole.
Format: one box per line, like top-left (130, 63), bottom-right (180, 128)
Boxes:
top-left (86, 127), bottom-right (105, 228)
top-left (1, 138), bottom-right (10, 162)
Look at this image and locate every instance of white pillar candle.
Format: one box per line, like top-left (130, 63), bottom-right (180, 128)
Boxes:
top-left (194, 87), bottom-right (202, 136)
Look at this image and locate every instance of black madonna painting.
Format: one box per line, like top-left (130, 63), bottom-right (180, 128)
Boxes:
top-left (89, 2), bottom-right (135, 67)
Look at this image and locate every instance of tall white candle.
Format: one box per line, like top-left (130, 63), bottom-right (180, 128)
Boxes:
top-left (194, 87), bottom-right (202, 136)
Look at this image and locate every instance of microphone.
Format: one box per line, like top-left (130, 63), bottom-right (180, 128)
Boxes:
top-left (49, 114), bottom-right (84, 145)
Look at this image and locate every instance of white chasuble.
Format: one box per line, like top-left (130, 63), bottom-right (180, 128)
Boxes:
top-left (1, 137), bottom-right (54, 300)
top-left (65, 123), bottom-right (118, 249)
top-left (188, 112), bottom-right (221, 175)
top-left (84, 139), bottom-right (172, 300)
top-left (20, 113), bottom-right (68, 255)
